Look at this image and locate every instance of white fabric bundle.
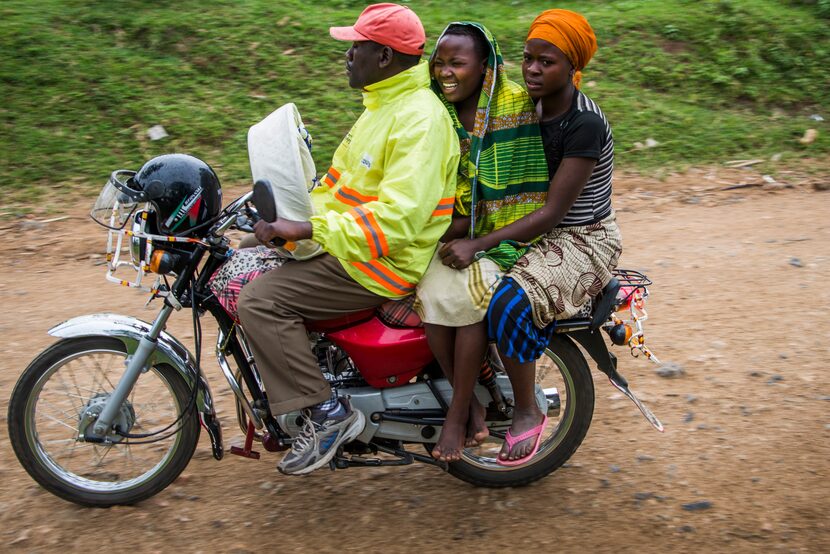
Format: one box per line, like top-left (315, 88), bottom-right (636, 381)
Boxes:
top-left (247, 103), bottom-right (322, 260)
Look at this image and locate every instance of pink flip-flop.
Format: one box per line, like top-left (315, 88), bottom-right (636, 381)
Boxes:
top-left (497, 415), bottom-right (548, 467)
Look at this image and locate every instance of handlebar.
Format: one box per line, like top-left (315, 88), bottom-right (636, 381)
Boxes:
top-left (207, 184), bottom-right (285, 248)
top-left (251, 179), bottom-right (286, 247)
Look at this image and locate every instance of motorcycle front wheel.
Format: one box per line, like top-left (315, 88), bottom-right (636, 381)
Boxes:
top-left (435, 335), bottom-right (595, 488)
top-left (7, 337), bottom-right (200, 506)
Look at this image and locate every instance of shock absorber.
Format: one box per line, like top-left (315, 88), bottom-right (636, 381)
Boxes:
top-left (478, 357), bottom-right (511, 416)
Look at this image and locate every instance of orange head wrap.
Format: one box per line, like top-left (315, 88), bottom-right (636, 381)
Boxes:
top-left (527, 9), bottom-right (597, 89)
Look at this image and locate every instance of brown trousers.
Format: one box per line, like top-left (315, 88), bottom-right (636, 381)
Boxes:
top-left (237, 254), bottom-right (387, 415)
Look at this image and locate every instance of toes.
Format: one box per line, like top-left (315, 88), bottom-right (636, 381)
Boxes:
top-left (501, 438), bottom-right (533, 461)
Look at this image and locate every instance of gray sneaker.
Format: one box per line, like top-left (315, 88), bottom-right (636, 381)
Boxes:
top-left (278, 403), bottom-right (366, 475)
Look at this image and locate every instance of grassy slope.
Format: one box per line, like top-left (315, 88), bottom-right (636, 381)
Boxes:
top-left (1, 0), bottom-right (828, 204)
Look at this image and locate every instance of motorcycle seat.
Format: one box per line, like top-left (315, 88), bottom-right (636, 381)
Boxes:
top-left (305, 296), bottom-right (423, 333)
top-left (553, 278), bottom-right (621, 332)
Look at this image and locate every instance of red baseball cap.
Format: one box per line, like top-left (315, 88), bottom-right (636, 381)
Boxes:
top-left (329, 3), bottom-right (426, 56)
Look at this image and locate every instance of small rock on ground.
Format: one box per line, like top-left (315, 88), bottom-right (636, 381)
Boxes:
top-left (682, 500), bottom-right (713, 511)
top-left (656, 362), bottom-right (684, 378)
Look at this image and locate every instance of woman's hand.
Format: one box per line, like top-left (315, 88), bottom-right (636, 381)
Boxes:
top-left (438, 238), bottom-right (484, 270)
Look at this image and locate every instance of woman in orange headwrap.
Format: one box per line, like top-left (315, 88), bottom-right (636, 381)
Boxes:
top-left (439, 9), bottom-right (623, 466)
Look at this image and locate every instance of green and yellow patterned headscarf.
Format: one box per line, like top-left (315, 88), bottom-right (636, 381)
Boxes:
top-left (430, 22), bottom-right (549, 247)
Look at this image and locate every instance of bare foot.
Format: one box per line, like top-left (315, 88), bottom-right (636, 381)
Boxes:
top-left (499, 408), bottom-right (545, 463)
top-left (432, 419), bottom-right (466, 463)
top-left (465, 399), bottom-right (489, 447)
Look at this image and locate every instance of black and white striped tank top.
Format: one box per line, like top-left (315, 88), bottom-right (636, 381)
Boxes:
top-left (539, 90), bottom-right (614, 226)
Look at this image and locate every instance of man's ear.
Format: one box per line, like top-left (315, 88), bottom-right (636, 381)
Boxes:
top-left (378, 45), bottom-right (394, 69)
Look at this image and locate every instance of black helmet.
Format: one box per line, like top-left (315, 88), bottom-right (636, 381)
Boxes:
top-left (129, 154), bottom-right (222, 235)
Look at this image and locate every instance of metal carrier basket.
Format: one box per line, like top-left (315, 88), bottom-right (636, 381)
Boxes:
top-left (612, 268), bottom-right (652, 307)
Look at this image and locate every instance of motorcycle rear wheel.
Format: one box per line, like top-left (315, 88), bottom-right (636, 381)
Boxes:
top-left (7, 337), bottom-right (200, 506)
top-left (436, 335), bottom-right (594, 488)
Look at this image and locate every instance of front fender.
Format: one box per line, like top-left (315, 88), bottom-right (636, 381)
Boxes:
top-left (49, 313), bottom-right (224, 459)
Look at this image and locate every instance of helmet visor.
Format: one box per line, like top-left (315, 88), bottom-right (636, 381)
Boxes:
top-left (91, 170), bottom-right (144, 230)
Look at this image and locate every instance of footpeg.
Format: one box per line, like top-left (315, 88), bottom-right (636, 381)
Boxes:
top-left (229, 420), bottom-right (261, 459)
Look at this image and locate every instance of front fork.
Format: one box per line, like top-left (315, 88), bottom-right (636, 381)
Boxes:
top-left (89, 304), bottom-right (175, 439)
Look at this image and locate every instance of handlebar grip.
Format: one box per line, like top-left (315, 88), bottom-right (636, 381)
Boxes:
top-left (251, 179), bottom-right (287, 247)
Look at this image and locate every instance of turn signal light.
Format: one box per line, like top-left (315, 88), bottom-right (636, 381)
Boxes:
top-left (149, 250), bottom-right (180, 274)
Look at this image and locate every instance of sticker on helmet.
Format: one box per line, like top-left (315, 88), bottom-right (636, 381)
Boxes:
top-left (166, 187), bottom-right (203, 231)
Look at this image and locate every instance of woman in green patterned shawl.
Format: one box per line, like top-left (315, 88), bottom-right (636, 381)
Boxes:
top-left (415, 22), bottom-right (549, 462)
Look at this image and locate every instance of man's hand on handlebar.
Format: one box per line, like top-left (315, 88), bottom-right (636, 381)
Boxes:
top-left (253, 219), bottom-right (313, 244)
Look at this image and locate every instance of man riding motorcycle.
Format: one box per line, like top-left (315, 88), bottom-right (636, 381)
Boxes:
top-left (237, 3), bottom-right (459, 475)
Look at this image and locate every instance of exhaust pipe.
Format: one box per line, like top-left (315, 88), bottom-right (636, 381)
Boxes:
top-left (543, 387), bottom-right (561, 418)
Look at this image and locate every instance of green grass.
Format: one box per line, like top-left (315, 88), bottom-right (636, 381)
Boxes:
top-left (1, 0), bottom-right (828, 205)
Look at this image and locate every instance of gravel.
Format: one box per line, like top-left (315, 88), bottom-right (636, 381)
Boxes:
top-left (682, 500), bottom-right (713, 511)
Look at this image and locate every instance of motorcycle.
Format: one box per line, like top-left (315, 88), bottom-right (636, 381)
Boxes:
top-left (7, 172), bottom-right (664, 507)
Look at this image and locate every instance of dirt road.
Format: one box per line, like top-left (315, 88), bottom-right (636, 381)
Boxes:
top-left (0, 166), bottom-right (828, 553)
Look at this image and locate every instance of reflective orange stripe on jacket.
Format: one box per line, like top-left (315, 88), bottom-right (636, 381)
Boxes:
top-left (432, 196), bottom-right (454, 217)
top-left (348, 206), bottom-right (389, 258)
top-left (335, 185), bottom-right (378, 207)
top-left (322, 167), bottom-right (341, 188)
top-left (351, 260), bottom-right (416, 295)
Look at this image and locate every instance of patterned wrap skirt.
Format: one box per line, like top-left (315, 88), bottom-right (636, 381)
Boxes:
top-left (208, 246), bottom-right (287, 320)
top-left (487, 213), bottom-right (622, 362)
top-left (415, 248), bottom-right (504, 327)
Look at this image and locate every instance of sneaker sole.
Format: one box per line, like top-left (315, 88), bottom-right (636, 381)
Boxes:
top-left (290, 410), bottom-right (366, 476)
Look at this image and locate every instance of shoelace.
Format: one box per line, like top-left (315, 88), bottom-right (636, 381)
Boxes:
top-left (291, 410), bottom-right (321, 453)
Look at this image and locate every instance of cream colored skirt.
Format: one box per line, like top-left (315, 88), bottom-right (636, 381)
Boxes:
top-left (415, 249), bottom-right (504, 327)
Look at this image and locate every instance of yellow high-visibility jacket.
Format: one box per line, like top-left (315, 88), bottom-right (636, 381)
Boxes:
top-left (309, 62), bottom-right (459, 298)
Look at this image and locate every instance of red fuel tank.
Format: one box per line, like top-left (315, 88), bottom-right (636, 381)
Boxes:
top-left (325, 316), bottom-right (434, 388)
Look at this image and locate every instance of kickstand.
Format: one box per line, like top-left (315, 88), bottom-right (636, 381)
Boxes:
top-left (230, 419), bottom-right (262, 459)
top-left (608, 376), bottom-right (664, 432)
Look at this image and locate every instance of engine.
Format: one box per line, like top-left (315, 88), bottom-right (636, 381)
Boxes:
top-left (312, 336), bottom-right (365, 388)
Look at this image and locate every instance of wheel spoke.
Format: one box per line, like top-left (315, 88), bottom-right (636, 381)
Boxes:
top-left (67, 367), bottom-right (89, 406)
top-left (57, 372), bottom-right (85, 414)
top-left (52, 437), bottom-right (81, 465)
top-left (40, 404), bottom-right (81, 424)
top-left (12, 340), bottom-right (196, 500)
top-left (92, 444), bottom-right (115, 468)
top-left (39, 412), bottom-right (79, 432)
top-left (124, 440), bottom-right (135, 465)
